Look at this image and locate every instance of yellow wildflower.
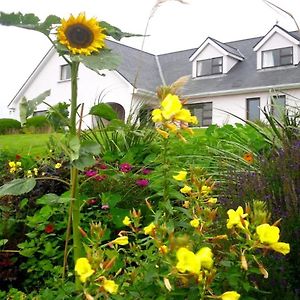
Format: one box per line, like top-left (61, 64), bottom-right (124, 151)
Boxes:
top-left (269, 242), bottom-right (290, 255)
top-left (220, 291), bottom-right (241, 300)
top-left (112, 236), bottom-right (128, 245)
top-left (33, 168), bottom-right (38, 176)
top-left (173, 171), bottom-right (187, 181)
top-left (226, 206), bottom-right (248, 229)
top-left (176, 247), bottom-right (201, 274)
top-left (75, 257), bottom-right (94, 283)
top-left (175, 108), bottom-right (198, 124)
top-left (152, 109), bottom-right (163, 122)
top-left (159, 245), bottom-right (169, 254)
top-left (182, 201), bottom-right (190, 208)
top-left (122, 216), bottom-right (131, 226)
top-left (103, 278), bottom-right (118, 294)
top-left (207, 197), bottom-right (218, 204)
top-left (196, 247), bottom-right (214, 270)
top-left (156, 128), bottom-right (169, 139)
top-left (16, 162), bottom-right (22, 167)
top-left (144, 222), bottom-right (156, 235)
top-left (180, 185), bottom-right (192, 194)
top-left (190, 219), bottom-right (200, 228)
top-left (161, 94), bottom-right (182, 120)
top-left (27, 170), bottom-right (33, 178)
top-left (55, 162), bottom-right (62, 169)
top-left (8, 161), bottom-right (16, 168)
top-left (256, 224), bottom-right (279, 244)
top-left (201, 185), bottom-right (211, 194)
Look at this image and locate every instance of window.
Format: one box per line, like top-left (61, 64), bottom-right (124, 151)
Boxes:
top-left (33, 110), bottom-right (47, 116)
top-left (271, 95), bottom-right (286, 119)
top-left (262, 47), bottom-right (293, 68)
top-left (186, 102), bottom-right (212, 127)
top-left (196, 57), bottom-right (223, 77)
top-left (60, 64), bottom-right (71, 80)
top-left (246, 98), bottom-right (260, 121)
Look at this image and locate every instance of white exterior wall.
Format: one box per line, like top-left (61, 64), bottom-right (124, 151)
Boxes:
top-left (256, 32), bottom-right (300, 69)
top-left (189, 88), bottom-right (300, 126)
top-left (9, 51), bottom-right (134, 128)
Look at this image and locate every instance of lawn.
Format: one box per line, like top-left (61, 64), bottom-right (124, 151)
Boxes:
top-left (0, 133), bottom-right (62, 156)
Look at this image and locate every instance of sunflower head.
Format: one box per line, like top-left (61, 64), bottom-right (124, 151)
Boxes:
top-left (57, 13), bottom-right (106, 56)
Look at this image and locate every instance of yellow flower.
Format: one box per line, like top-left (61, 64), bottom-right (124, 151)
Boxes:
top-left (175, 109), bottom-right (198, 124)
top-left (226, 206), bottom-right (248, 229)
top-left (9, 167), bottom-right (16, 173)
top-left (159, 245), bottom-right (169, 254)
top-left (122, 216), bottom-right (131, 226)
top-left (103, 278), bottom-right (118, 294)
top-left (8, 161), bottom-right (16, 168)
top-left (207, 197), bottom-right (218, 204)
top-left (176, 247), bottom-right (201, 274)
top-left (196, 247), bottom-right (214, 270)
top-left (27, 170), bottom-right (32, 178)
top-left (152, 109), bottom-right (163, 122)
top-left (156, 128), bottom-right (169, 139)
top-left (75, 257), bottom-right (95, 283)
top-left (33, 168), bottom-right (38, 176)
top-left (165, 122), bottom-right (178, 133)
top-left (57, 12), bottom-right (106, 56)
top-left (180, 185), bottom-right (192, 194)
top-left (55, 163), bottom-right (62, 169)
top-left (201, 185), bottom-right (211, 194)
top-left (256, 224), bottom-right (279, 244)
top-left (173, 171), bottom-right (187, 181)
top-left (220, 291), bottom-right (241, 300)
top-left (112, 236), bottom-right (128, 245)
top-left (161, 94), bottom-right (182, 120)
top-left (16, 162), bottom-right (22, 167)
top-left (182, 201), bottom-right (190, 208)
top-left (190, 219), bottom-right (199, 228)
top-left (144, 222), bottom-right (156, 235)
top-left (269, 242), bottom-right (290, 255)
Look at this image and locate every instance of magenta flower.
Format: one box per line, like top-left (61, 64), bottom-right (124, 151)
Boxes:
top-left (142, 168), bottom-right (152, 175)
top-left (101, 204), bottom-right (109, 210)
top-left (119, 163), bottom-right (132, 173)
top-left (99, 163), bottom-right (108, 170)
top-left (136, 178), bottom-right (149, 187)
top-left (85, 170), bottom-right (97, 177)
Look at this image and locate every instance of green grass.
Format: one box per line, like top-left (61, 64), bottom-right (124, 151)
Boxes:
top-left (0, 133), bottom-right (62, 157)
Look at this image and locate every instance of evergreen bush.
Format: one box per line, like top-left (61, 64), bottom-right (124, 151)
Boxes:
top-left (0, 118), bottom-right (21, 134)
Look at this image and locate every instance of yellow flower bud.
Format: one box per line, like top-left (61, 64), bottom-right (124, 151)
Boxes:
top-left (173, 171), bottom-right (187, 181)
top-left (112, 236), bottom-right (128, 245)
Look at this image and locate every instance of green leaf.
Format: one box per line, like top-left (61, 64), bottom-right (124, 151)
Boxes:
top-left (0, 239), bottom-right (8, 247)
top-left (26, 90), bottom-right (51, 119)
top-left (80, 49), bottom-right (120, 74)
top-left (110, 207), bottom-right (129, 228)
top-left (102, 192), bottom-right (122, 209)
top-left (0, 178), bottom-right (36, 196)
top-left (69, 136), bottom-right (81, 162)
top-left (90, 103), bottom-right (118, 121)
top-left (72, 153), bottom-right (95, 170)
top-left (0, 12), bottom-right (60, 35)
top-left (100, 21), bottom-right (143, 40)
top-left (80, 140), bottom-right (101, 155)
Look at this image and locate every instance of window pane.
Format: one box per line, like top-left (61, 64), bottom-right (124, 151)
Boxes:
top-left (281, 55), bottom-right (293, 65)
top-left (281, 47), bottom-right (293, 56)
top-left (187, 102), bottom-right (212, 126)
top-left (212, 65), bottom-right (222, 74)
top-left (263, 47), bottom-right (293, 68)
top-left (60, 64), bottom-right (71, 80)
top-left (197, 60), bottom-right (211, 76)
top-left (212, 57), bottom-right (222, 65)
top-left (247, 98), bottom-right (260, 121)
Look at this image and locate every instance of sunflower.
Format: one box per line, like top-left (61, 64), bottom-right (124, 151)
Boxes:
top-left (57, 13), bottom-right (106, 56)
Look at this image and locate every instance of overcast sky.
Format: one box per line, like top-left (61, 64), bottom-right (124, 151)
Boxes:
top-left (0, 0), bottom-right (299, 117)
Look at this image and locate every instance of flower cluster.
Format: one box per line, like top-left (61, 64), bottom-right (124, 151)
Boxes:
top-left (152, 94), bottom-right (198, 141)
top-left (8, 161), bottom-right (22, 173)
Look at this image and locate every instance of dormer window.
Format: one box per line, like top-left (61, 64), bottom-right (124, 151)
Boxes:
top-left (196, 57), bottom-right (223, 77)
top-left (262, 47), bottom-right (293, 68)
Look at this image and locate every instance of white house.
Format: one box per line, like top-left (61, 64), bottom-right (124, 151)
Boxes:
top-left (8, 25), bottom-right (300, 127)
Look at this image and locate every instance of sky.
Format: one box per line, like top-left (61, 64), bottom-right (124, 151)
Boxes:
top-left (0, 0), bottom-right (300, 118)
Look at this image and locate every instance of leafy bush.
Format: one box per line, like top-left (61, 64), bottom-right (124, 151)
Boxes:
top-left (25, 116), bottom-right (51, 133)
top-left (46, 102), bottom-right (70, 132)
top-left (0, 118), bottom-right (21, 134)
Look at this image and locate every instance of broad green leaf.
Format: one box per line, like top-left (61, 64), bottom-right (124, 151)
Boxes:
top-left (106, 119), bottom-right (126, 130)
top-left (90, 103), bottom-right (117, 121)
top-left (0, 239), bottom-right (8, 247)
top-left (0, 178), bottom-right (36, 196)
top-left (80, 140), bottom-right (101, 155)
top-left (100, 21), bottom-right (143, 41)
top-left (80, 49), bottom-right (120, 74)
top-left (102, 192), bottom-right (122, 209)
top-left (26, 90), bottom-right (51, 117)
top-left (110, 207), bottom-right (129, 228)
top-left (69, 136), bottom-right (80, 162)
top-left (72, 153), bottom-right (95, 170)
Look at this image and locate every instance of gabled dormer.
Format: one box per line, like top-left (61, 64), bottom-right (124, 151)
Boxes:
top-left (189, 37), bottom-right (244, 78)
top-left (253, 25), bottom-right (300, 70)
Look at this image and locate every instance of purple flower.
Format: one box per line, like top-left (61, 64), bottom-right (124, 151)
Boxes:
top-left (119, 163), bottom-right (132, 173)
top-left (101, 204), bottom-right (109, 210)
top-left (85, 170), bottom-right (97, 177)
top-left (141, 168), bottom-right (152, 175)
top-left (136, 178), bottom-right (149, 187)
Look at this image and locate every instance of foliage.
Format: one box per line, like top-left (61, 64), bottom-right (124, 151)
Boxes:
top-left (45, 102), bottom-right (70, 132)
top-left (0, 118), bottom-right (21, 135)
top-left (25, 115), bottom-right (51, 133)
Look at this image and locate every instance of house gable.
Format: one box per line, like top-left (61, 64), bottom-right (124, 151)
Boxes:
top-left (253, 25), bottom-right (300, 70)
top-left (189, 37), bottom-right (244, 78)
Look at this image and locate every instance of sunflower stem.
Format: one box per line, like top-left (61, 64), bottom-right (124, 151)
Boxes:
top-left (69, 61), bottom-right (83, 289)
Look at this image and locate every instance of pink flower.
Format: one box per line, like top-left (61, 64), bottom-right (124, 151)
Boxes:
top-left (142, 168), bottom-right (152, 175)
top-left (87, 199), bottom-right (97, 205)
top-left (119, 163), bottom-right (132, 173)
top-left (95, 174), bottom-right (107, 181)
top-left (136, 179), bottom-right (149, 187)
top-left (99, 164), bottom-right (108, 170)
top-left (101, 204), bottom-right (109, 210)
top-left (85, 170), bottom-right (97, 177)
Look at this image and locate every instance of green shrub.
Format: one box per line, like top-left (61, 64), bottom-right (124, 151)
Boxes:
top-left (25, 116), bottom-right (51, 133)
top-left (0, 118), bottom-right (21, 134)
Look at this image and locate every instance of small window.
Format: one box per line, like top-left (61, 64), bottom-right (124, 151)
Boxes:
top-left (262, 47), bottom-right (293, 68)
top-left (271, 95), bottom-right (286, 119)
top-left (186, 102), bottom-right (212, 127)
top-left (33, 110), bottom-right (47, 116)
top-left (196, 57), bottom-right (223, 77)
top-left (60, 64), bottom-right (71, 80)
top-left (246, 98), bottom-right (260, 121)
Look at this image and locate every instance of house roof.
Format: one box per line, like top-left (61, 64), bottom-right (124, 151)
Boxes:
top-left (9, 27), bottom-right (300, 107)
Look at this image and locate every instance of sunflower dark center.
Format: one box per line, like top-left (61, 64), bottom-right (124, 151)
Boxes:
top-left (65, 24), bottom-right (94, 48)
